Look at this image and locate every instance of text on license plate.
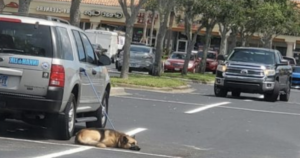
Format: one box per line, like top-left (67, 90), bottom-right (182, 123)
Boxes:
top-left (0, 75), bottom-right (8, 86)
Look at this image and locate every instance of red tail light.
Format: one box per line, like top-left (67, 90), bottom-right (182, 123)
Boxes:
top-left (0, 17), bottom-right (21, 23)
top-left (49, 65), bottom-right (65, 87)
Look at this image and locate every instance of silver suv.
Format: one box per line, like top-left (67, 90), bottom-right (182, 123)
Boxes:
top-left (0, 13), bottom-right (111, 140)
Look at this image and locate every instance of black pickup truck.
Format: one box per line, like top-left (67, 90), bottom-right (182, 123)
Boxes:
top-left (214, 47), bottom-right (292, 102)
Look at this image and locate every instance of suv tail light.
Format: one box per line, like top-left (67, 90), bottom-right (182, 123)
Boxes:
top-left (49, 65), bottom-right (65, 87)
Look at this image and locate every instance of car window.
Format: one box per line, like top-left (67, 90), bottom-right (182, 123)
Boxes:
top-left (55, 27), bottom-right (73, 60)
top-left (80, 33), bottom-right (97, 65)
top-left (0, 21), bottom-right (53, 57)
top-left (229, 49), bottom-right (275, 65)
top-left (130, 46), bottom-right (150, 54)
top-left (72, 31), bottom-right (86, 62)
top-left (207, 53), bottom-right (216, 59)
top-left (293, 67), bottom-right (300, 72)
top-left (170, 53), bottom-right (194, 60)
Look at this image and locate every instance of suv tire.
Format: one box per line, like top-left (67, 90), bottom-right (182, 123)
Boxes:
top-left (54, 93), bottom-right (76, 140)
top-left (86, 91), bottom-right (108, 128)
top-left (264, 81), bottom-right (279, 102)
top-left (214, 84), bottom-right (227, 97)
top-left (232, 91), bottom-right (241, 98)
top-left (280, 81), bottom-right (290, 102)
top-left (117, 66), bottom-right (122, 72)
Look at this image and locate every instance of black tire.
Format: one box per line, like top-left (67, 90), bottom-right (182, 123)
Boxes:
top-left (86, 91), bottom-right (109, 128)
top-left (111, 57), bottom-right (115, 63)
top-left (115, 61), bottom-right (119, 69)
top-left (148, 69), bottom-right (153, 75)
top-left (232, 91), bottom-right (241, 98)
top-left (53, 93), bottom-right (76, 140)
top-left (264, 80), bottom-right (279, 102)
top-left (117, 66), bottom-right (122, 72)
top-left (213, 70), bottom-right (216, 74)
top-left (214, 84), bottom-right (227, 97)
top-left (129, 68), bottom-right (132, 73)
top-left (280, 81), bottom-right (291, 102)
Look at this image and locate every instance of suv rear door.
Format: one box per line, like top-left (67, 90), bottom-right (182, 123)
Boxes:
top-left (0, 17), bottom-right (53, 96)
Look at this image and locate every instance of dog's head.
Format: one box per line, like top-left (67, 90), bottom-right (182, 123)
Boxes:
top-left (119, 135), bottom-right (141, 151)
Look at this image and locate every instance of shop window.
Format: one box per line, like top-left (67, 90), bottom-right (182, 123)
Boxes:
top-left (79, 22), bottom-right (91, 30)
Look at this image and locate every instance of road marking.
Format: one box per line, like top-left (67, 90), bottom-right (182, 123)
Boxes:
top-left (182, 144), bottom-right (212, 151)
top-left (0, 137), bottom-right (181, 158)
top-left (33, 146), bottom-right (92, 158)
top-left (185, 102), bottom-right (231, 114)
top-left (243, 99), bottom-right (253, 102)
top-left (125, 128), bottom-right (147, 136)
top-left (114, 96), bottom-right (204, 106)
top-left (219, 106), bottom-right (300, 116)
top-left (258, 95), bottom-right (264, 99)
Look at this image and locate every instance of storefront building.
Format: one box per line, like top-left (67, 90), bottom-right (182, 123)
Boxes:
top-left (2, 0), bottom-right (300, 61)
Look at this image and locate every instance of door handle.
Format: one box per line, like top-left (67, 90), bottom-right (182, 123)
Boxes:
top-left (92, 70), bottom-right (97, 75)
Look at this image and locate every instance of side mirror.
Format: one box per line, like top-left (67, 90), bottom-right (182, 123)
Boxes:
top-left (98, 54), bottom-right (111, 66)
top-left (280, 59), bottom-right (288, 65)
top-left (217, 54), bottom-right (225, 61)
top-left (100, 49), bottom-right (107, 55)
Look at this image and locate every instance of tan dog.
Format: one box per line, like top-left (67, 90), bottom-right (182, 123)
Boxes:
top-left (75, 128), bottom-right (141, 151)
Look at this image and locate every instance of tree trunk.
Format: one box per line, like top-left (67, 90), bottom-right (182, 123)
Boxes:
top-left (227, 28), bottom-right (237, 55)
top-left (18, 0), bottom-right (32, 14)
top-left (0, 0), bottom-right (4, 12)
top-left (140, 11), bottom-right (149, 44)
top-left (219, 23), bottom-right (230, 55)
top-left (70, 0), bottom-right (81, 27)
top-left (149, 9), bottom-right (156, 47)
top-left (120, 23), bottom-right (133, 79)
top-left (166, 11), bottom-right (175, 55)
top-left (153, 12), bottom-right (169, 76)
top-left (261, 33), bottom-right (273, 49)
top-left (199, 27), bottom-right (213, 74)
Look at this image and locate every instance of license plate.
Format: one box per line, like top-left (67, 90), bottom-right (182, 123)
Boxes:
top-left (174, 68), bottom-right (180, 71)
top-left (0, 75), bottom-right (8, 86)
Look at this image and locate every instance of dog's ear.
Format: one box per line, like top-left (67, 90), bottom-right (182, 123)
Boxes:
top-left (121, 135), bottom-right (128, 144)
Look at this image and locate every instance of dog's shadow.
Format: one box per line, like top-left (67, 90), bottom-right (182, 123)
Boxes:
top-left (0, 119), bottom-right (85, 140)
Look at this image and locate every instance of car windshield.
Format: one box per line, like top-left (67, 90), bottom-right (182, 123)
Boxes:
top-left (0, 21), bottom-right (53, 57)
top-left (170, 53), bottom-right (195, 60)
top-left (198, 51), bottom-right (216, 59)
top-left (293, 67), bottom-right (300, 73)
top-left (228, 49), bottom-right (275, 65)
top-left (130, 46), bottom-right (150, 54)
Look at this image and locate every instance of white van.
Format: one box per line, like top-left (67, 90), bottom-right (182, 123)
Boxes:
top-left (85, 29), bottom-right (118, 62)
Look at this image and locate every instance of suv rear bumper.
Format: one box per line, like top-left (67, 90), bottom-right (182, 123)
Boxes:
top-left (0, 87), bottom-right (63, 113)
top-left (215, 77), bottom-right (275, 93)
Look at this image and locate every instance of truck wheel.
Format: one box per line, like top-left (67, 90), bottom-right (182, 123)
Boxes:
top-left (111, 57), bottom-right (115, 63)
top-left (279, 81), bottom-right (290, 102)
top-left (86, 91), bottom-right (108, 128)
top-left (53, 93), bottom-right (76, 140)
top-left (117, 66), bottom-right (122, 72)
top-left (232, 91), bottom-right (241, 98)
top-left (214, 84), bottom-right (227, 97)
top-left (115, 61), bottom-right (119, 69)
top-left (264, 81), bottom-right (279, 102)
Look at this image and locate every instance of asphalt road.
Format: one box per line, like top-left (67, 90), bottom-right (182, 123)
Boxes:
top-left (1, 66), bottom-right (300, 158)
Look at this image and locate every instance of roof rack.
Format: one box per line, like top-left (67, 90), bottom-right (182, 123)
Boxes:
top-left (0, 12), bottom-right (70, 25)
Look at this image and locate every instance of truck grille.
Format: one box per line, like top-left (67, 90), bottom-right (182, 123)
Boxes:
top-left (225, 63), bottom-right (264, 78)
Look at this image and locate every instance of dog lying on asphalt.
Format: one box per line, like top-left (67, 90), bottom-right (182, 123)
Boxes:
top-left (75, 128), bottom-right (141, 151)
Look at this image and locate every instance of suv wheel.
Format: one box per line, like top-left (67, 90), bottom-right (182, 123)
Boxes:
top-left (53, 93), bottom-right (76, 140)
top-left (214, 84), bottom-right (227, 97)
top-left (86, 91), bottom-right (108, 128)
top-left (264, 81), bottom-right (279, 102)
top-left (232, 91), bottom-right (241, 98)
top-left (279, 81), bottom-right (290, 102)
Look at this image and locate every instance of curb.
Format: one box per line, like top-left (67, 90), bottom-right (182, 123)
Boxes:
top-left (110, 87), bottom-right (128, 96)
top-left (112, 84), bottom-right (193, 93)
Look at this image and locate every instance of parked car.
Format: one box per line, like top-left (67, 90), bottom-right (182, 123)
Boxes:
top-left (0, 13), bottom-right (112, 140)
top-left (283, 56), bottom-right (297, 67)
top-left (197, 50), bottom-right (219, 74)
top-left (292, 66), bottom-right (300, 89)
top-left (118, 44), bottom-right (155, 74)
top-left (214, 47), bottom-right (292, 102)
top-left (92, 44), bottom-right (107, 57)
top-left (164, 52), bottom-right (200, 73)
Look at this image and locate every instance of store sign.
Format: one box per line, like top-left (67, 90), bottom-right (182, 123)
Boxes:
top-left (136, 12), bottom-right (158, 25)
top-left (83, 10), bottom-right (123, 19)
top-left (36, 6), bottom-right (70, 14)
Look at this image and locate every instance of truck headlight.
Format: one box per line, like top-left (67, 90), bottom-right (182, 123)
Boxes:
top-left (264, 69), bottom-right (276, 76)
top-left (164, 61), bottom-right (171, 65)
top-left (188, 63), bottom-right (193, 68)
top-left (217, 65), bottom-right (227, 72)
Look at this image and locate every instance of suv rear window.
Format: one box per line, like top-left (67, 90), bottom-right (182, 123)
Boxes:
top-left (229, 49), bottom-right (275, 65)
top-left (130, 46), bottom-right (150, 54)
top-left (0, 21), bottom-right (53, 57)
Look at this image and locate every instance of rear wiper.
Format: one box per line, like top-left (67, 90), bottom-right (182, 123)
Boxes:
top-left (0, 48), bottom-right (24, 54)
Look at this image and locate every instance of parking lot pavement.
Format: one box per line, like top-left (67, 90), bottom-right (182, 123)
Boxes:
top-left (1, 83), bottom-right (300, 158)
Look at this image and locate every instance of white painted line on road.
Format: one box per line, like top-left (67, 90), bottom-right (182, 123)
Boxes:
top-left (258, 95), bottom-right (264, 99)
top-left (185, 102), bottom-right (231, 114)
top-left (0, 137), bottom-right (181, 158)
top-left (125, 128), bottom-right (147, 136)
top-left (219, 106), bottom-right (300, 116)
top-left (33, 146), bottom-right (92, 158)
top-left (114, 96), bottom-right (204, 106)
top-left (243, 99), bottom-right (253, 102)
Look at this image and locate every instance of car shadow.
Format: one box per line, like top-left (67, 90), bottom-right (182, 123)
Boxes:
top-left (0, 119), bottom-right (85, 141)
